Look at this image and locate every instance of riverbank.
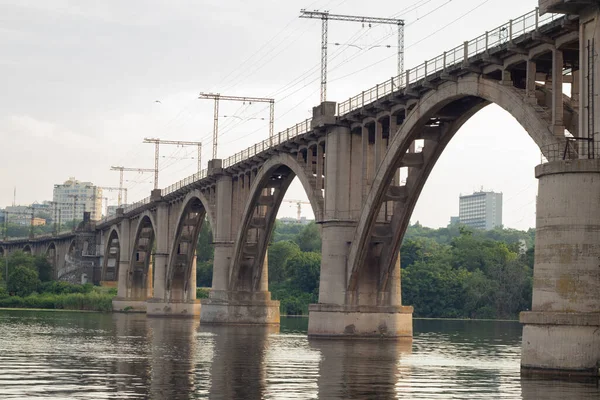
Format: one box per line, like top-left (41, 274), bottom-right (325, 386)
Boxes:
top-left (0, 291), bottom-right (114, 311)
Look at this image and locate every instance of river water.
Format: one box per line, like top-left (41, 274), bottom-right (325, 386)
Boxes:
top-left (0, 311), bottom-right (598, 399)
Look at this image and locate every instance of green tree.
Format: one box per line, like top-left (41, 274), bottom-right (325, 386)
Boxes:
top-left (287, 252), bottom-right (321, 293)
top-left (196, 260), bottom-right (213, 287)
top-left (294, 223), bottom-right (321, 252)
top-left (34, 256), bottom-right (53, 282)
top-left (268, 241), bottom-right (301, 285)
top-left (196, 221), bottom-right (214, 262)
top-left (8, 266), bottom-right (40, 297)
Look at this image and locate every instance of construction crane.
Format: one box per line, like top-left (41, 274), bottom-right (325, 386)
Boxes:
top-left (283, 199), bottom-right (311, 222)
top-left (198, 93), bottom-right (275, 159)
top-left (110, 166), bottom-right (156, 201)
top-left (143, 138), bottom-right (203, 189)
top-left (299, 10), bottom-right (405, 103)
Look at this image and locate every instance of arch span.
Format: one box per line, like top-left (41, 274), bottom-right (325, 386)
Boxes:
top-left (102, 228), bottom-right (120, 282)
top-left (165, 192), bottom-right (212, 302)
top-left (22, 244), bottom-right (32, 255)
top-left (346, 75), bottom-right (563, 296)
top-left (229, 152), bottom-right (324, 292)
top-left (45, 242), bottom-right (58, 274)
top-left (128, 213), bottom-right (156, 300)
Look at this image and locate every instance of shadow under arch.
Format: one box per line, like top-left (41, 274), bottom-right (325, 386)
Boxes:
top-left (22, 244), bottom-right (32, 255)
top-left (128, 214), bottom-right (156, 301)
top-left (228, 153), bottom-right (324, 292)
top-left (45, 242), bottom-right (58, 277)
top-left (347, 75), bottom-right (564, 298)
top-left (102, 228), bottom-right (120, 282)
top-left (166, 191), bottom-right (213, 303)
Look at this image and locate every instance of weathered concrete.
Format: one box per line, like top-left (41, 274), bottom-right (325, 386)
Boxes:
top-left (200, 291), bottom-right (280, 325)
top-left (521, 159), bottom-right (600, 376)
top-left (112, 299), bottom-right (147, 313)
top-left (308, 304), bottom-right (413, 337)
top-left (146, 299), bottom-right (201, 317)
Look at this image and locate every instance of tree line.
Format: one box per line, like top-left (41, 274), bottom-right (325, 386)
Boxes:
top-left (196, 219), bottom-right (534, 319)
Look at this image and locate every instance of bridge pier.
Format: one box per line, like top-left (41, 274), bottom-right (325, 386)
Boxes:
top-left (200, 170), bottom-right (280, 324)
top-left (521, 160), bottom-right (600, 376)
top-left (308, 120), bottom-right (413, 338)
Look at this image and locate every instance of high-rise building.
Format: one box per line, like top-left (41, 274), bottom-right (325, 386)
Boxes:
top-left (53, 177), bottom-right (103, 223)
top-left (458, 190), bottom-right (503, 230)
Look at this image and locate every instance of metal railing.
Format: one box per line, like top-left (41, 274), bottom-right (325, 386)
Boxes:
top-left (541, 139), bottom-right (600, 163)
top-left (337, 8), bottom-right (560, 115)
top-left (163, 169), bottom-right (208, 196)
top-left (223, 119), bottom-right (312, 168)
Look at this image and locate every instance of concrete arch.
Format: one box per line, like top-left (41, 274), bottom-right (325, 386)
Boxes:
top-left (228, 153), bottom-right (324, 291)
top-left (101, 228), bottom-right (121, 282)
top-left (128, 214), bottom-right (156, 300)
top-left (45, 242), bottom-right (58, 278)
top-left (22, 244), bottom-right (32, 255)
top-left (176, 189), bottom-right (216, 232)
top-left (347, 75), bottom-right (561, 292)
top-left (165, 192), bottom-right (211, 302)
top-left (0, 246), bottom-right (4, 257)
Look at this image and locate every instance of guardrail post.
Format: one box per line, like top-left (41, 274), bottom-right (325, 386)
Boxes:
top-left (485, 31), bottom-right (489, 50)
top-left (509, 19), bottom-right (513, 43)
top-left (443, 51), bottom-right (447, 70)
top-left (463, 41), bottom-right (469, 62)
top-left (376, 84), bottom-right (379, 98)
top-left (405, 69), bottom-right (410, 86)
top-left (424, 60), bottom-right (428, 76)
top-left (362, 91), bottom-right (365, 107)
top-left (535, 7), bottom-right (539, 30)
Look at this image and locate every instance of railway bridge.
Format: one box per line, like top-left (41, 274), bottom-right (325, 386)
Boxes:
top-left (2, 0), bottom-right (600, 375)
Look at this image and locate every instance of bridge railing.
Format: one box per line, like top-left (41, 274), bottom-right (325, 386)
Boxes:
top-left (337, 8), bottom-right (559, 115)
top-left (123, 196), bottom-right (150, 214)
top-left (162, 168), bottom-right (208, 196)
top-left (541, 140), bottom-right (600, 163)
top-left (223, 118), bottom-right (312, 168)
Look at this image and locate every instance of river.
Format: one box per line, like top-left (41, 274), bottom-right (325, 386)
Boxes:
top-left (0, 310), bottom-right (597, 399)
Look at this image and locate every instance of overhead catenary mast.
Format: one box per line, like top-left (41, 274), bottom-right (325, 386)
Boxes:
top-left (143, 138), bottom-right (203, 190)
top-left (299, 10), bottom-right (405, 103)
top-left (110, 166), bottom-right (155, 204)
top-left (198, 93), bottom-right (275, 159)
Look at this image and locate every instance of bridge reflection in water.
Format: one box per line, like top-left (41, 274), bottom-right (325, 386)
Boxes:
top-left (2, 312), bottom-right (600, 398)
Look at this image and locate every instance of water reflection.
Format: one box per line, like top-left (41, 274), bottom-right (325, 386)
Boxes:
top-left (311, 338), bottom-right (412, 399)
top-left (521, 377), bottom-right (600, 399)
top-left (147, 317), bottom-right (198, 399)
top-left (200, 324), bottom-right (278, 400)
top-left (1, 312), bottom-right (600, 399)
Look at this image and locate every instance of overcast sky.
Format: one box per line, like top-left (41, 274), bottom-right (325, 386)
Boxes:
top-left (0, 0), bottom-right (544, 230)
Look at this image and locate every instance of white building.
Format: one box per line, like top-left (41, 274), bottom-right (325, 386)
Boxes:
top-left (53, 177), bottom-right (103, 223)
top-left (458, 190), bottom-right (503, 230)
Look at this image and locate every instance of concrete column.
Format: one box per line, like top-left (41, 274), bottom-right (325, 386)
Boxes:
top-left (146, 258), bottom-right (153, 299)
top-left (526, 59), bottom-right (537, 102)
top-left (388, 256), bottom-right (401, 307)
top-left (349, 132), bottom-right (363, 220)
top-left (212, 174), bottom-right (233, 291)
top-left (259, 251), bottom-right (268, 292)
top-left (375, 120), bottom-right (384, 168)
top-left (361, 125), bottom-right (370, 201)
top-left (316, 143), bottom-right (324, 192)
top-left (521, 159), bottom-right (600, 376)
top-left (306, 145), bottom-right (314, 174)
top-left (116, 220), bottom-right (130, 299)
top-left (188, 255), bottom-right (197, 301)
top-left (152, 202), bottom-right (168, 301)
top-left (571, 69), bottom-right (580, 108)
top-left (552, 49), bottom-right (564, 136)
